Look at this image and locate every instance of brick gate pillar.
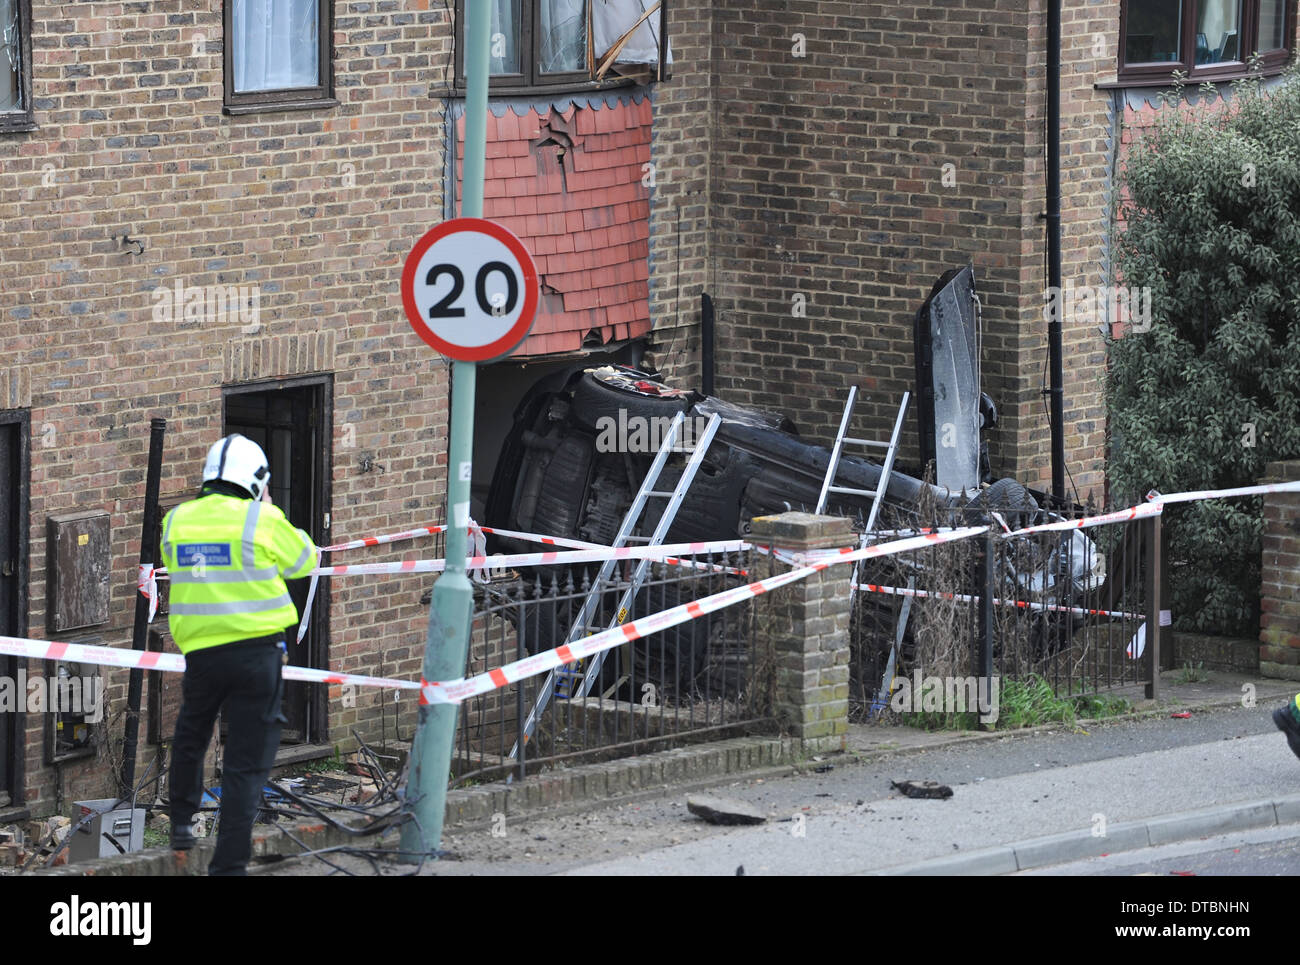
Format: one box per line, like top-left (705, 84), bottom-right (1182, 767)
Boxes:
top-left (748, 512), bottom-right (855, 754)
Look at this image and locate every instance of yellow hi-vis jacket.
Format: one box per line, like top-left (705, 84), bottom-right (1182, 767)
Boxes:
top-left (160, 493), bottom-right (318, 655)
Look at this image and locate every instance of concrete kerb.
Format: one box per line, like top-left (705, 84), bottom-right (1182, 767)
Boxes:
top-left (873, 793), bottom-right (1300, 876)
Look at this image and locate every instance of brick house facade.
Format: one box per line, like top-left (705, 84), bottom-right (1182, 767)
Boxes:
top-left (1, 0), bottom-right (1294, 816)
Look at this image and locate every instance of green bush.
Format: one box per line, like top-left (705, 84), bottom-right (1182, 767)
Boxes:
top-left (1108, 66), bottom-right (1300, 635)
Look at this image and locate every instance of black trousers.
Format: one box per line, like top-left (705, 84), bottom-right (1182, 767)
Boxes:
top-left (169, 637), bottom-right (286, 876)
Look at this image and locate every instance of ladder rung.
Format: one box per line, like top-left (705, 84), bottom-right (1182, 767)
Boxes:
top-left (620, 534), bottom-right (652, 543)
top-left (643, 491), bottom-right (675, 498)
top-left (843, 437), bottom-right (892, 448)
top-left (829, 485), bottom-right (879, 496)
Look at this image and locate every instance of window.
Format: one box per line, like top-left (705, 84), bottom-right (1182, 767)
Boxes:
top-left (0, 0), bottom-right (34, 132)
top-left (1120, 0), bottom-right (1293, 81)
top-left (456, 0), bottom-right (669, 92)
top-left (224, 0), bottom-right (335, 115)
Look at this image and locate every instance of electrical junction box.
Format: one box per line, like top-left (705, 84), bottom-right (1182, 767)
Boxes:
top-left (69, 799), bottom-right (145, 862)
top-left (46, 511), bottom-right (111, 632)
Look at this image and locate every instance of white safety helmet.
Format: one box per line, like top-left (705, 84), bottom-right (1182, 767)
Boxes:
top-left (201, 434), bottom-right (271, 501)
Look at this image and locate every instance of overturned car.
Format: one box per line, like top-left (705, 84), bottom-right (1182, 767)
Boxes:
top-left (483, 360), bottom-right (1107, 699)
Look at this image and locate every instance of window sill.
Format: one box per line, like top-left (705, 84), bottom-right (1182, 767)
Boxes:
top-left (223, 97), bottom-right (339, 116)
top-left (444, 76), bottom-right (641, 99)
top-left (1097, 62), bottom-right (1290, 89)
top-left (0, 118), bottom-right (38, 134)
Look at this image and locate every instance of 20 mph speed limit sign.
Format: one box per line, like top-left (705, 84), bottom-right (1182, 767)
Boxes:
top-left (401, 218), bottom-right (539, 362)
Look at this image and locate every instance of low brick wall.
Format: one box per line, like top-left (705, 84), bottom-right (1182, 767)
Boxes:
top-left (1173, 632), bottom-right (1260, 675)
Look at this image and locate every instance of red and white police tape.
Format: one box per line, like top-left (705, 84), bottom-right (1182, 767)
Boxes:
top-left (22, 527), bottom-right (986, 705)
top-left (855, 582), bottom-right (1144, 621)
top-left (417, 527), bottom-right (988, 705)
top-left (305, 537), bottom-right (750, 577)
top-left (0, 635), bottom-right (420, 692)
top-left (110, 476), bottom-right (1300, 702)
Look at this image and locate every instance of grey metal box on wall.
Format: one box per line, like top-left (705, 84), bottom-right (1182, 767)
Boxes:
top-left (46, 511), bottom-right (111, 632)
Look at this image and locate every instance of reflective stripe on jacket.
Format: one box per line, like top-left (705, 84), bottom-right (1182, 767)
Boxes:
top-left (160, 493), bottom-right (318, 654)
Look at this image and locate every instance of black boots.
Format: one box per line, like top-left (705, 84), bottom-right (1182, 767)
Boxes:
top-left (170, 820), bottom-right (197, 851)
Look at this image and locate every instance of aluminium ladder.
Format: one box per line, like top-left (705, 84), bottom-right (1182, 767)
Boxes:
top-left (813, 388), bottom-right (913, 718)
top-left (814, 386), bottom-right (910, 531)
top-left (509, 410), bottom-right (722, 759)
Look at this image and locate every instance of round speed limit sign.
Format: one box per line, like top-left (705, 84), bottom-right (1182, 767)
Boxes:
top-left (400, 217), bottom-right (539, 362)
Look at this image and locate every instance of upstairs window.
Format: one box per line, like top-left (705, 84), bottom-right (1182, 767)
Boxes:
top-left (456, 0), bottom-right (669, 93)
top-left (224, 0), bottom-right (336, 114)
top-left (0, 0), bottom-right (34, 132)
top-left (1120, 0), bottom-right (1293, 82)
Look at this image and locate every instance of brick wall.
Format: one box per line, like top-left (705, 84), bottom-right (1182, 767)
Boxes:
top-left (647, 0), bottom-right (715, 392)
top-left (649, 0), bottom-right (1139, 501)
top-left (1, 0), bottom-right (455, 809)
top-left (1036, 0), bottom-right (1119, 501)
top-left (666, 0), bottom-right (1110, 496)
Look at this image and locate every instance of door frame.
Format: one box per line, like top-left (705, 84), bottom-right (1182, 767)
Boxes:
top-left (221, 375), bottom-right (333, 743)
top-left (0, 409), bottom-right (30, 810)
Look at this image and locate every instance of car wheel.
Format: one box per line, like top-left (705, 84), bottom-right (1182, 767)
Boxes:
top-left (569, 368), bottom-right (694, 436)
top-left (964, 477), bottom-right (1039, 530)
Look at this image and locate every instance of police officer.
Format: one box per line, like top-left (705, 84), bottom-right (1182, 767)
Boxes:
top-left (161, 434), bottom-right (317, 876)
top-left (1275, 695), bottom-right (1300, 762)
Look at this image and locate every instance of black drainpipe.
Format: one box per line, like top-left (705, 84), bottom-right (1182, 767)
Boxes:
top-left (701, 292), bottom-right (715, 396)
top-left (1046, 0), bottom-right (1066, 505)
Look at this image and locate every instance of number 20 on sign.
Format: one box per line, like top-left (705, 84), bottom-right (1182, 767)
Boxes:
top-left (400, 217), bottom-right (539, 362)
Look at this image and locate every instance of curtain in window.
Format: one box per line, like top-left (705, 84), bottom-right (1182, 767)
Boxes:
top-left (593, 0), bottom-right (670, 65)
top-left (1, 0), bottom-right (21, 111)
top-left (489, 0), bottom-right (521, 75)
top-left (539, 0), bottom-right (586, 73)
top-left (1196, 0), bottom-right (1241, 63)
top-left (233, 0), bottom-right (320, 93)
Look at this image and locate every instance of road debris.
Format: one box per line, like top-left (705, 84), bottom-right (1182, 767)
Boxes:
top-left (890, 780), bottom-right (954, 799)
top-left (685, 794), bottom-right (767, 826)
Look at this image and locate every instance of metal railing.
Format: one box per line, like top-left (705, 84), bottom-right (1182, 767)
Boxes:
top-left (449, 548), bottom-right (770, 786)
top-left (849, 498), bottom-right (1160, 720)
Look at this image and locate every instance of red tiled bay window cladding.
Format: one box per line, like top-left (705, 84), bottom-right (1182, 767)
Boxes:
top-left (455, 97), bottom-right (653, 356)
